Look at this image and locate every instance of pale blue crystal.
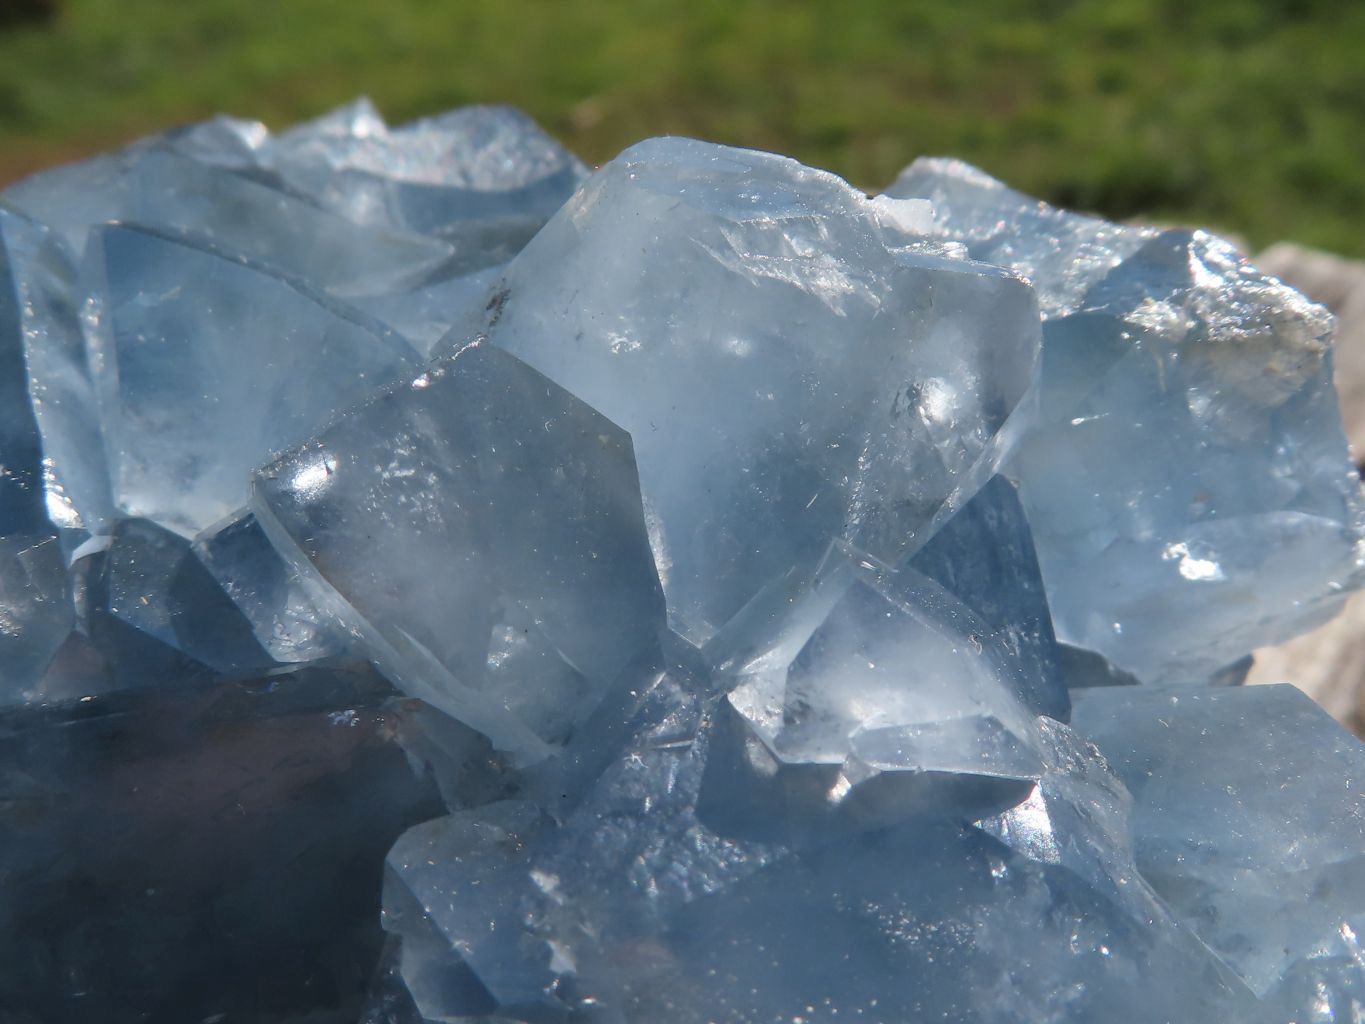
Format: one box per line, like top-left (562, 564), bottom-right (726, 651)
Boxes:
top-left (1, 147), bottom-right (139, 259)
top-left (978, 716), bottom-right (1184, 936)
top-left (161, 113), bottom-right (270, 171)
top-left (85, 223), bottom-right (419, 536)
top-left (1072, 684), bottom-right (1365, 1015)
top-left (191, 508), bottom-right (346, 665)
top-left (128, 149), bottom-right (455, 296)
top-left (0, 212), bottom-right (50, 537)
top-left (0, 208), bottom-right (115, 541)
top-left (354, 263), bottom-right (504, 356)
top-left (167, 522), bottom-right (277, 675)
top-left (0, 535), bottom-right (73, 703)
top-left (907, 473), bottom-right (1069, 719)
top-left (3, 104), bottom-right (1362, 1024)
top-left (453, 137), bottom-right (1043, 647)
top-left (383, 680), bottom-right (1263, 1024)
top-left (888, 159), bottom-right (1365, 683)
top-left (721, 560), bottom-right (1048, 817)
top-left (79, 517), bottom-right (212, 685)
top-left (885, 157), bottom-right (1155, 318)
top-left (4, 142), bottom-right (454, 296)
top-left (263, 101), bottom-right (589, 257)
top-left (251, 340), bottom-right (666, 762)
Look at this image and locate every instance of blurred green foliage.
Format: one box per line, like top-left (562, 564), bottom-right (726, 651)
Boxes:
top-left (0, 0), bottom-right (1361, 254)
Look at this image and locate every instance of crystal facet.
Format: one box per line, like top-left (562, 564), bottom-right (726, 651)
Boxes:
top-left (1072, 684), bottom-right (1365, 1010)
top-left (85, 222), bottom-right (419, 536)
top-left (889, 159), bottom-right (1365, 683)
top-left (451, 137), bottom-right (1043, 646)
top-left (252, 341), bottom-right (666, 762)
top-left (384, 681), bottom-right (1262, 1024)
top-left (0, 99), bottom-right (1361, 1024)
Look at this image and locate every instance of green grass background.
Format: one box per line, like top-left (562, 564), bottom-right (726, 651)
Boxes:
top-left (1, 0), bottom-right (1361, 255)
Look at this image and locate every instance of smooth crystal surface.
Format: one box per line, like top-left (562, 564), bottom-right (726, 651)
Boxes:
top-left (86, 222), bottom-right (419, 536)
top-left (4, 144), bottom-right (454, 297)
top-left (354, 263), bottom-right (504, 355)
top-left (0, 534), bottom-right (73, 702)
top-left (889, 159), bottom-right (1365, 683)
top-left (907, 474), bottom-right (1069, 719)
top-left (192, 508), bottom-right (347, 665)
top-left (252, 341), bottom-right (666, 762)
top-left (0, 208), bottom-right (114, 540)
top-left (450, 137), bottom-right (1042, 646)
top-left (1072, 684), bottom-right (1365, 1013)
top-left (1, 99), bottom-right (1362, 1024)
top-left (0, 211), bottom-right (52, 537)
top-left (384, 680), bottom-right (1261, 1024)
top-left (722, 561), bottom-right (1048, 811)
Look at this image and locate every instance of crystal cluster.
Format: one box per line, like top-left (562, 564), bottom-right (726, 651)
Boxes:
top-left (1, 100), bottom-right (1362, 1024)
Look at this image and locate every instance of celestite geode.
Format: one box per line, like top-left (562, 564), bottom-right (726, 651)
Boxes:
top-left (0, 99), bottom-right (1361, 1024)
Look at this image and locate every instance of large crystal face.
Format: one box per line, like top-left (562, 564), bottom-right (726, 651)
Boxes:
top-left (889, 160), bottom-right (1365, 684)
top-left (382, 683), bottom-right (1262, 1024)
top-left (446, 137), bottom-right (1043, 646)
top-left (1072, 684), bottom-right (1365, 1014)
top-left (252, 341), bottom-right (667, 763)
top-left (85, 222), bottom-right (420, 537)
top-left (0, 99), bottom-right (1361, 1024)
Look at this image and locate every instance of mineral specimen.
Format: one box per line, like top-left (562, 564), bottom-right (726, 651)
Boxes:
top-left (85, 222), bottom-right (420, 536)
top-left (446, 137), bottom-right (1043, 647)
top-left (888, 159), bottom-right (1365, 685)
top-left (252, 340), bottom-right (667, 763)
top-left (382, 681), bottom-right (1262, 1024)
top-left (1072, 684), bottom-right (1365, 1018)
top-left (0, 98), bottom-right (1362, 1024)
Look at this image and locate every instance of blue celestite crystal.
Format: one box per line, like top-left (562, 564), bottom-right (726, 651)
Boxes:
top-left (1072, 684), bottom-right (1365, 1016)
top-left (0, 210), bottom-right (59, 538)
top-left (251, 340), bottom-right (667, 763)
top-left (0, 534), bottom-right (73, 703)
top-left (382, 679), bottom-right (1262, 1024)
top-left (354, 263), bottom-right (505, 356)
top-left (85, 222), bottom-right (420, 536)
top-left (720, 560), bottom-right (1049, 823)
top-left (907, 474), bottom-right (1070, 719)
top-left (190, 507), bottom-right (348, 665)
top-left (0, 209), bottom-right (116, 545)
top-left (445, 137), bottom-right (1043, 647)
top-left (887, 159), bottom-right (1365, 684)
top-left (262, 101), bottom-right (590, 260)
top-left (0, 99), bottom-right (1361, 1024)
top-left (885, 157), bottom-right (1156, 318)
top-left (4, 142), bottom-right (455, 298)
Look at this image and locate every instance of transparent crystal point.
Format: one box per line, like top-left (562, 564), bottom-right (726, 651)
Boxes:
top-left (723, 561), bottom-right (1047, 797)
top-left (888, 157), bottom-right (1365, 683)
top-left (453, 137), bottom-right (1042, 645)
top-left (85, 222), bottom-right (419, 537)
top-left (252, 341), bottom-right (666, 762)
top-left (0, 207), bottom-right (115, 540)
top-left (382, 677), bottom-right (1264, 1024)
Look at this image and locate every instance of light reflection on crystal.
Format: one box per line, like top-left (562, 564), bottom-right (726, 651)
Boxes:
top-left (0, 100), bottom-right (1358, 1024)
